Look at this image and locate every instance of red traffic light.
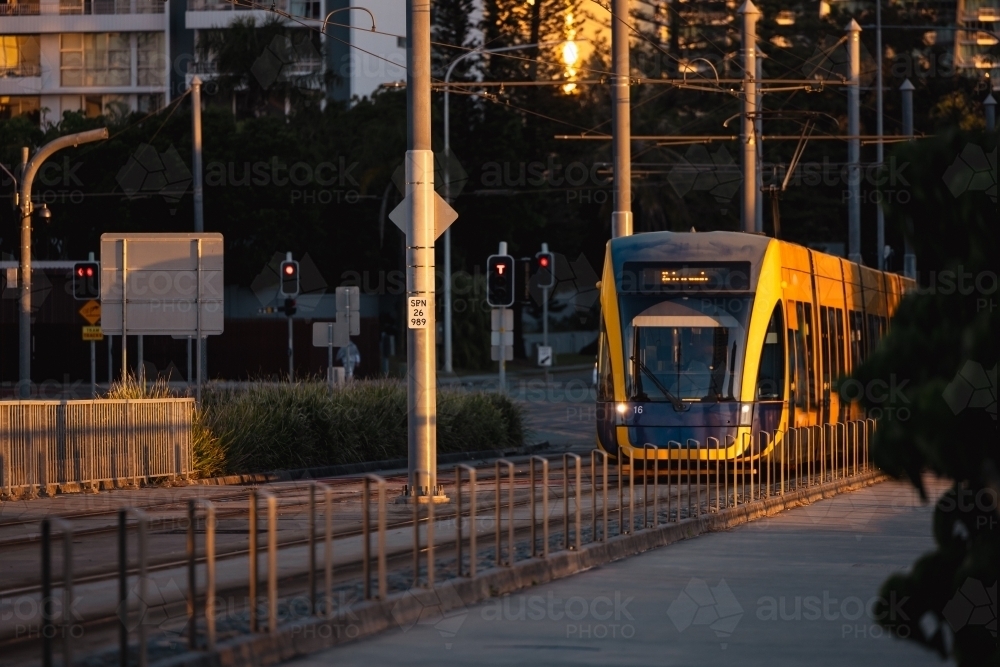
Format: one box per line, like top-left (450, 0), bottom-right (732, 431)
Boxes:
top-left (539, 257), bottom-right (549, 267)
top-left (284, 264), bottom-right (295, 275)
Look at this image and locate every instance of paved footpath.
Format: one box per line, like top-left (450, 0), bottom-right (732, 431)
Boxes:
top-left (286, 478), bottom-right (946, 667)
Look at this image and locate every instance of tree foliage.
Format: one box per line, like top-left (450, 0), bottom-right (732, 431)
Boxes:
top-left (854, 129), bottom-right (998, 666)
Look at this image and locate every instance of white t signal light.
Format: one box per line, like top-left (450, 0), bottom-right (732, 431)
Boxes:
top-left (279, 252), bottom-right (300, 297)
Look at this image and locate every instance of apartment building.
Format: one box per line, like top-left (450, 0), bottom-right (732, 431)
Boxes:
top-left (0, 0), bottom-right (405, 123)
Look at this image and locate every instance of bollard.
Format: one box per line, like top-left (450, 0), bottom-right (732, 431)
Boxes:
top-left (116, 510), bottom-right (147, 667)
top-left (642, 444), bottom-right (657, 528)
top-left (362, 475), bottom-right (387, 599)
top-left (457, 465), bottom-right (477, 577)
top-left (250, 489), bottom-right (278, 634)
top-left (187, 499), bottom-right (216, 651)
top-left (627, 450), bottom-right (635, 534)
top-left (590, 450), bottom-right (608, 542)
top-left (759, 432), bottom-right (770, 498)
top-left (308, 482), bottom-right (335, 617)
top-left (42, 517), bottom-right (75, 667)
top-left (668, 441), bottom-right (681, 520)
top-left (408, 469), bottom-right (437, 587)
top-left (248, 491), bottom-right (257, 632)
top-left (686, 440), bottom-right (701, 517)
top-left (665, 443), bottom-right (673, 521)
top-left (529, 456), bottom-right (549, 558)
top-left (495, 460), bottom-right (515, 566)
top-left (708, 437), bottom-right (720, 512)
top-left (563, 453), bottom-right (581, 550)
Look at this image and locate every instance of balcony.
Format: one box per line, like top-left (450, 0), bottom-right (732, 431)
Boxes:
top-left (186, 0), bottom-right (319, 17)
top-left (59, 0), bottom-right (164, 14)
top-left (0, 64), bottom-right (42, 77)
top-left (0, 2), bottom-right (40, 15)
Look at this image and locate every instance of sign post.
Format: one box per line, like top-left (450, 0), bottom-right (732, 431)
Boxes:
top-left (491, 308), bottom-right (514, 389)
top-left (100, 233), bottom-right (224, 403)
top-left (79, 299), bottom-right (102, 397)
top-left (312, 321), bottom-right (349, 389)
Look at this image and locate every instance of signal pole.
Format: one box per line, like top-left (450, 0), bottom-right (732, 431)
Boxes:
top-left (404, 0), bottom-right (439, 501)
top-left (739, 1), bottom-right (760, 234)
top-left (847, 19), bottom-right (862, 264)
top-left (611, 0), bottom-right (632, 238)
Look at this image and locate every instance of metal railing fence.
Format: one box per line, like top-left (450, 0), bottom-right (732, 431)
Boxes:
top-left (0, 398), bottom-right (195, 494)
top-left (31, 418), bottom-right (877, 665)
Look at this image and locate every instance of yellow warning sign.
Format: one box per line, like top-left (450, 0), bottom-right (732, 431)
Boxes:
top-left (82, 326), bottom-right (103, 341)
top-left (79, 300), bottom-right (101, 325)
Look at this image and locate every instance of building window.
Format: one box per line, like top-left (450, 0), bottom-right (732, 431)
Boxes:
top-left (137, 93), bottom-right (163, 112)
top-left (60, 33), bottom-right (131, 87)
top-left (0, 35), bottom-right (40, 76)
top-left (0, 95), bottom-right (40, 120)
top-left (137, 32), bottom-right (165, 85)
top-left (61, 93), bottom-right (129, 118)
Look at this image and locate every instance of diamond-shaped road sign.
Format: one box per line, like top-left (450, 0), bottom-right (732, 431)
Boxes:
top-left (388, 191), bottom-right (458, 240)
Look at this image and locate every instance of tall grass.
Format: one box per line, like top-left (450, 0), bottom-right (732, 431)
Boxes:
top-left (106, 376), bottom-right (525, 476)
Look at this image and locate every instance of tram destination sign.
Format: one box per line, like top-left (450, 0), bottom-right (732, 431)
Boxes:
top-left (621, 261), bottom-right (751, 293)
top-left (100, 233), bottom-right (224, 336)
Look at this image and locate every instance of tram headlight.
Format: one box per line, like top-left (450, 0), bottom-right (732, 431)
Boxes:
top-left (616, 402), bottom-right (628, 425)
top-left (738, 403), bottom-right (753, 426)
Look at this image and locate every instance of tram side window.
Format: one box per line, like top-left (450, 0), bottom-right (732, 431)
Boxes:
top-left (802, 301), bottom-right (816, 406)
top-left (820, 305), bottom-right (831, 389)
top-left (867, 313), bottom-right (884, 355)
top-left (755, 304), bottom-right (785, 400)
top-left (789, 301), bottom-right (810, 408)
top-left (835, 308), bottom-right (846, 378)
top-left (597, 321), bottom-right (613, 401)
top-left (849, 310), bottom-right (864, 369)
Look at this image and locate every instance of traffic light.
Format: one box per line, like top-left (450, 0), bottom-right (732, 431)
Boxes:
top-left (486, 254), bottom-right (515, 307)
top-left (279, 259), bottom-right (300, 296)
top-left (282, 298), bottom-right (297, 317)
top-left (72, 261), bottom-right (100, 300)
top-left (534, 251), bottom-right (555, 289)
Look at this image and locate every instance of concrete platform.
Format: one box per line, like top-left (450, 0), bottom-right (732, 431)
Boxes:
top-left (285, 478), bottom-right (945, 667)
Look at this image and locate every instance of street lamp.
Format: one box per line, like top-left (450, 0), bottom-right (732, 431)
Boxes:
top-left (441, 42), bottom-right (560, 373)
top-left (18, 128), bottom-right (108, 398)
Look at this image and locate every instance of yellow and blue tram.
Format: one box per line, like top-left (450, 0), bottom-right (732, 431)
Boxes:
top-left (595, 231), bottom-right (913, 464)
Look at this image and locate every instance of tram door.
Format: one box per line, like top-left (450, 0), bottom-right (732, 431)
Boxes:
top-left (819, 305), bottom-right (846, 424)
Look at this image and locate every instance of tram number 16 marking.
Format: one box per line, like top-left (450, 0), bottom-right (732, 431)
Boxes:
top-left (408, 297), bottom-right (429, 329)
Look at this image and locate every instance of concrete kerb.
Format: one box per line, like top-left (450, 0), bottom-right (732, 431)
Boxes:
top-left (182, 442), bottom-right (552, 488)
top-left (151, 470), bottom-right (888, 667)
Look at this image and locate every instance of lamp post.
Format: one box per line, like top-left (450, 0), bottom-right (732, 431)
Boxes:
top-left (18, 128), bottom-right (108, 398)
top-left (442, 42), bottom-right (556, 374)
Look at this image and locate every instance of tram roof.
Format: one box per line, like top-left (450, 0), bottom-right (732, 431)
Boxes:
top-left (609, 231), bottom-right (772, 276)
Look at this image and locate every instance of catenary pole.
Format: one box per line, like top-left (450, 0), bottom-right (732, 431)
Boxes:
top-left (739, 1), bottom-right (760, 234)
top-left (405, 0), bottom-right (438, 500)
top-left (611, 0), bottom-right (632, 237)
top-left (847, 19), bottom-right (862, 264)
top-left (875, 1), bottom-right (885, 269)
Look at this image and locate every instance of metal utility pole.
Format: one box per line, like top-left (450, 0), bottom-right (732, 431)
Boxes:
top-left (192, 77), bottom-right (204, 234)
top-left (755, 53), bottom-right (764, 233)
top-left (875, 0), bottom-right (885, 269)
top-left (985, 93), bottom-right (997, 132)
top-left (900, 79), bottom-right (916, 279)
top-left (847, 19), bottom-right (862, 264)
top-left (405, 0), bottom-right (439, 501)
top-left (739, 1), bottom-right (760, 234)
top-left (192, 76), bottom-right (206, 387)
top-left (18, 128), bottom-right (108, 398)
top-left (611, 0), bottom-right (632, 237)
